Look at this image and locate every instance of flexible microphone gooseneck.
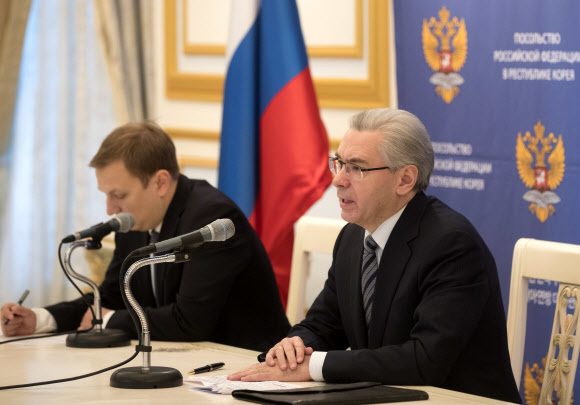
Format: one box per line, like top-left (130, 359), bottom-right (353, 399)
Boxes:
top-left (61, 213), bottom-right (136, 348)
top-left (110, 218), bottom-right (236, 389)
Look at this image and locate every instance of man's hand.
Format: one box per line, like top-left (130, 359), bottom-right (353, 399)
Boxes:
top-left (0, 303), bottom-right (36, 336)
top-left (266, 336), bottom-right (314, 371)
top-left (228, 356), bottom-right (312, 382)
top-left (78, 306), bottom-right (113, 330)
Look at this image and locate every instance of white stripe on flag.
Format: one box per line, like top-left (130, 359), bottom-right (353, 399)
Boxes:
top-left (225, 0), bottom-right (260, 67)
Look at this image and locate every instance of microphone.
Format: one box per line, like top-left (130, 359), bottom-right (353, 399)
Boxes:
top-left (61, 213), bottom-right (136, 243)
top-left (135, 218), bottom-right (235, 255)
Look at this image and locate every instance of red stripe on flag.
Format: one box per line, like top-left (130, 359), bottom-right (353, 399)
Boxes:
top-left (250, 67), bottom-right (332, 306)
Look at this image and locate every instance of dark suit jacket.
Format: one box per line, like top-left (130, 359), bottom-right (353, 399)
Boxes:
top-left (47, 175), bottom-right (290, 351)
top-left (289, 192), bottom-right (521, 404)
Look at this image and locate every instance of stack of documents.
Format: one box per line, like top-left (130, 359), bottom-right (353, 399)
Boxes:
top-left (185, 374), bottom-right (300, 395)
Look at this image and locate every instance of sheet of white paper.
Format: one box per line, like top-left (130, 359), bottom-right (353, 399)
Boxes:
top-left (186, 374), bottom-right (300, 395)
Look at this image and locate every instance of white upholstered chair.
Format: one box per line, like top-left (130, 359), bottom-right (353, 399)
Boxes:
top-left (506, 238), bottom-right (580, 404)
top-left (286, 216), bottom-right (346, 326)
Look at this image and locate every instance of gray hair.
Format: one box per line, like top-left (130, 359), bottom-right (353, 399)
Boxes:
top-left (349, 108), bottom-right (434, 191)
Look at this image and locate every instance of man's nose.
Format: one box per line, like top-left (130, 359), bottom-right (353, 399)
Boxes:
top-left (106, 199), bottom-right (121, 216)
top-left (332, 166), bottom-right (350, 188)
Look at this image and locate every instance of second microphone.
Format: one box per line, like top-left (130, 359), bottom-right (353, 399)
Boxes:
top-left (135, 218), bottom-right (235, 255)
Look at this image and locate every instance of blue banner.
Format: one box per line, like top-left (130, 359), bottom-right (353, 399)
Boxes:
top-left (394, 1), bottom-right (580, 401)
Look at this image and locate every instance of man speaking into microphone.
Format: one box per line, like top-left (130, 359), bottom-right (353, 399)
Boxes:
top-left (0, 122), bottom-right (290, 351)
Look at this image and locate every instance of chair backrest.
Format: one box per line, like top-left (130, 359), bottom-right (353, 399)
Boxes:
top-left (286, 216), bottom-right (346, 326)
top-left (506, 238), bottom-right (580, 404)
top-left (83, 236), bottom-right (115, 291)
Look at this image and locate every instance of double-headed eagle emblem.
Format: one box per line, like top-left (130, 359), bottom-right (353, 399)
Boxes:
top-left (516, 121), bottom-right (565, 223)
top-left (524, 355), bottom-right (574, 404)
top-left (524, 356), bottom-right (545, 405)
top-left (422, 6), bottom-right (467, 103)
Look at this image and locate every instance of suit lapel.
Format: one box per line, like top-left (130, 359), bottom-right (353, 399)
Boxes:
top-left (132, 232), bottom-right (157, 307)
top-left (368, 192), bottom-right (427, 348)
top-left (154, 175), bottom-right (188, 305)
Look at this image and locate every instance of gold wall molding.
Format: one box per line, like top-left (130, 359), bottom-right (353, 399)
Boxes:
top-left (182, 0), bottom-right (226, 56)
top-left (178, 156), bottom-right (218, 169)
top-left (166, 0), bottom-right (223, 101)
top-left (314, 0), bottom-right (389, 108)
top-left (166, 0), bottom-right (389, 108)
top-left (168, 128), bottom-right (219, 169)
top-left (329, 138), bottom-right (340, 150)
top-left (167, 127), bottom-right (340, 169)
top-left (308, 0), bottom-right (363, 59)
top-left (181, 0), bottom-right (363, 59)
top-left (166, 127), bottom-right (220, 141)
top-left (166, 127), bottom-right (339, 149)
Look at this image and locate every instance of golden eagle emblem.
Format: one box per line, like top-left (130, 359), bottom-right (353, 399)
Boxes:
top-left (524, 355), bottom-right (573, 404)
top-left (516, 120), bottom-right (565, 223)
top-left (524, 358), bottom-right (543, 405)
top-left (422, 6), bottom-right (467, 103)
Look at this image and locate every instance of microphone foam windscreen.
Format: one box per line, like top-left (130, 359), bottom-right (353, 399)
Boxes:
top-left (206, 218), bottom-right (235, 242)
top-left (116, 213), bottom-right (136, 233)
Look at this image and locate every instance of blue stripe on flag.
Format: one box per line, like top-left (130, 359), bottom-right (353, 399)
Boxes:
top-left (218, 20), bottom-right (260, 217)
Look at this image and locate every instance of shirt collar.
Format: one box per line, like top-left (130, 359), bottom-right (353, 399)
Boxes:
top-left (364, 204), bottom-right (407, 251)
top-left (150, 222), bottom-right (162, 235)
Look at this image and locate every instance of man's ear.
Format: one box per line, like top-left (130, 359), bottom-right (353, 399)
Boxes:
top-left (396, 165), bottom-right (418, 196)
top-left (153, 170), bottom-right (172, 196)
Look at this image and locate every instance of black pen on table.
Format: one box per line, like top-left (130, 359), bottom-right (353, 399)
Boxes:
top-left (4, 289), bottom-right (30, 326)
top-left (188, 362), bottom-right (225, 375)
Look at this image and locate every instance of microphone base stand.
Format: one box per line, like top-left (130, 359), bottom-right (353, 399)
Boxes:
top-left (110, 366), bottom-right (182, 389)
top-left (110, 252), bottom-right (190, 389)
top-left (64, 240), bottom-right (130, 348)
top-left (66, 328), bottom-right (131, 348)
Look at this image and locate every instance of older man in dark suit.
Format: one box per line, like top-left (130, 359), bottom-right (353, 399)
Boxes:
top-left (229, 108), bottom-right (521, 403)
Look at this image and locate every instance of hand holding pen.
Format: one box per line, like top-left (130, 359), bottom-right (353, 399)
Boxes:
top-left (1, 290), bottom-right (36, 337)
top-left (4, 289), bottom-right (30, 325)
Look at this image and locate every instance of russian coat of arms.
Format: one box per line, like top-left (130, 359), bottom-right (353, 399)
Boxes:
top-left (516, 120), bottom-right (565, 223)
top-left (422, 6), bottom-right (468, 104)
top-left (524, 355), bottom-right (574, 404)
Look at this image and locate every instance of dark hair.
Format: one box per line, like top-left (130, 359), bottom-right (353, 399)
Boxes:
top-left (89, 121), bottom-right (180, 186)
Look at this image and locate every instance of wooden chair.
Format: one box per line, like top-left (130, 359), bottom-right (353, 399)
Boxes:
top-left (286, 216), bottom-right (346, 326)
top-left (506, 238), bottom-right (580, 404)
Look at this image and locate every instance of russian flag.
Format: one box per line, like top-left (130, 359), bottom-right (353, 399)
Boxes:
top-left (218, 0), bottom-right (332, 306)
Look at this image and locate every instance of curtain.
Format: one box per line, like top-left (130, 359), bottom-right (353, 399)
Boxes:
top-left (0, 0), bottom-right (32, 218)
top-left (0, 0), bottom-right (117, 307)
top-left (93, 0), bottom-right (155, 123)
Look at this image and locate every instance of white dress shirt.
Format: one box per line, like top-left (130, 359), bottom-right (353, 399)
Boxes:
top-left (309, 205), bottom-right (407, 381)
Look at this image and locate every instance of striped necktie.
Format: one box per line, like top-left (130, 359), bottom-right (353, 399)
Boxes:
top-left (150, 230), bottom-right (160, 306)
top-left (361, 235), bottom-right (379, 328)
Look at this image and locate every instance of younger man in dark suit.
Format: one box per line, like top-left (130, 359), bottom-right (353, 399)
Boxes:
top-left (0, 122), bottom-right (290, 351)
top-left (229, 108), bottom-right (521, 403)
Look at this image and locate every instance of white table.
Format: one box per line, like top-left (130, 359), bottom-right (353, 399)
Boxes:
top-left (0, 335), bottom-right (518, 404)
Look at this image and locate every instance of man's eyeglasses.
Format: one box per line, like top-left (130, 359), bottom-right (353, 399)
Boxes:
top-left (328, 157), bottom-right (390, 180)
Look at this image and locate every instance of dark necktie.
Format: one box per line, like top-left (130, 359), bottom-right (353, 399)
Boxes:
top-left (149, 230), bottom-right (160, 306)
top-left (361, 235), bottom-right (379, 328)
